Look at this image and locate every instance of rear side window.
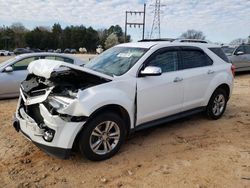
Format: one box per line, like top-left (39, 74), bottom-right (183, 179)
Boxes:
top-left (209, 48), bottom-right (230, 63)
top-left (180, 50), bottom-right (213, 69)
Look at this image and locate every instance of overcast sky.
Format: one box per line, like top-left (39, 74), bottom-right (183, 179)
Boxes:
top-left (0, 0), bottom-right (250, 43)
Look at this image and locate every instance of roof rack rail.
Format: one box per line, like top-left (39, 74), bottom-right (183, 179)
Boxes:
top-left (138, 38), bottom-right (175, 42)
top-left (174, 39), bottom-right (208, 43)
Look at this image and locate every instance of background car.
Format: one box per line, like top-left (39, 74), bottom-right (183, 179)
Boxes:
top-left (228, 44), bottom-right (250, 72)
top-left (13, 48), bottom-right (32, 55)
top-left (64, 48), bottom-right (70, 53)
top-left (0, 52), bottom-right (85, 99)
top-left (0, 50), bottom-right (11, 56)
top-left (54, 49), bottom-right (62, 53)
top-left (70, 49), bottom-right (77, 54)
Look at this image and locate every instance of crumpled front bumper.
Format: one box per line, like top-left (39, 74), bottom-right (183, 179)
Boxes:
top-left (13, 97), bottom-right (86, 159)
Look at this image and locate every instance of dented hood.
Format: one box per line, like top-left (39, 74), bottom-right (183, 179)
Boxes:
top-left (28, 59), bottom-right (113, 80)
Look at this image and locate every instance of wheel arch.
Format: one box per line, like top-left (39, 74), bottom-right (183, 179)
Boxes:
top-left (206, 83), bottom-right (231, 107)
top-left (213, 83), bottom-right (230, 100)
top-left (72, 104), bottom-right (131, 150)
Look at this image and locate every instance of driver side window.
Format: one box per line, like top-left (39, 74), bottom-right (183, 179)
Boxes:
top-left (234, 46), bottom-right (245, 54)
top-left (12, 57), bottom-right (38, 71)
top-left (148, 50), bottom-right (178, 73)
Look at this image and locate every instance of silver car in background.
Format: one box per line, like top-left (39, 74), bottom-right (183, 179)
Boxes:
top-left (228, 44), bottom-right (250, 72)
top-left (0, 53), bottom-right (84, 99)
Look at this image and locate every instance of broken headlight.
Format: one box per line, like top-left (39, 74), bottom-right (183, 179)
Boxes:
top-left (47, 96), bottom-right (75, 110)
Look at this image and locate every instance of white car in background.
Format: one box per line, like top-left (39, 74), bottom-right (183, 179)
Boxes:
top-left (0, 50), bottom-right (11, 56)
top-left (13, 41), bottom-right (234, 161)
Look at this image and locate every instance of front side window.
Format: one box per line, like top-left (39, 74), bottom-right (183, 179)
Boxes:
top-left (148, 51), bottom-right (178, 73)
top-left (12, 57), bottom-right (38, 71)
top-left (180, 50), bottom-right (213, 69)
top-left (55, 56), bottom-right (74, 64)
top-left (85, 47), bottom-right (147, 76)
top-left (234, 46), bottom-right (245, 54)
top-left (244, 45), bottom-right (250, 54)
top-left (44, 56), bottom-right (74, 64)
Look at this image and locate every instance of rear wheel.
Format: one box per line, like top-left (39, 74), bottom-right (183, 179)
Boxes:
top-left (78, 113), bottom-right (126, 161)
top-left (206, 88), bottom-right (228, 120)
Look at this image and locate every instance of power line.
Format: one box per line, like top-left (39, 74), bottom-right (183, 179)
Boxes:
top-left (124, 4), bottom-right (146, 42)
top-left (150, 0), bottom-right (166, 39)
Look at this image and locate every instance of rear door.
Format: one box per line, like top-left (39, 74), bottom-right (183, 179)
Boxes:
top-left (179, 47), bottom-right (214, 111)
top-left (136, 47), bottom-right (184, 125)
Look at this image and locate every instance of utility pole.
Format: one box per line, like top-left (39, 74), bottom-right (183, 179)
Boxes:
top-left (150, 0), bottom-right (166, 39)
top-left (124, 3), bottom-right (146, 42)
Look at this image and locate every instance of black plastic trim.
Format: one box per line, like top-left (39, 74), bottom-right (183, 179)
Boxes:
top-left (133, 107), bottom-right (206, 132)
top-left (33, 142), bottom-right (71, 159)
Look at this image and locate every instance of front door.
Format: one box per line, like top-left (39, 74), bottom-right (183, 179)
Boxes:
top-left (136, 48), bottom-right (184, 125)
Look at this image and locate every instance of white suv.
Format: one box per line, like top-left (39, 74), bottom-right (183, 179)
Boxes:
top-left (13, 41), bottom-right (235, 161)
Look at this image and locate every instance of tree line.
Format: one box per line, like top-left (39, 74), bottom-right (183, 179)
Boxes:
top-left (1, 23), bottom-right (249, 51)
top-left (0, 23), bottom-right (130, 52)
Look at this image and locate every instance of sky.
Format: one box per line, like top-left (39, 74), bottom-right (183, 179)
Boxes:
top-left (0, 0), bottom-right (250, 43)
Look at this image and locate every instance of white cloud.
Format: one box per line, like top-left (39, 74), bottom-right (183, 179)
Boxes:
top-left (0, 0), bottom-right (249, 43)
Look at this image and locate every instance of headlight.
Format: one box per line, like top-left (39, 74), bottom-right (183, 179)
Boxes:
top-left (48, 96), bottom-right (75, 110)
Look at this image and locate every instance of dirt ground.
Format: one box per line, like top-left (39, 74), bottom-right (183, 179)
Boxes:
top-left (0, 55), bottom-right (250, 187)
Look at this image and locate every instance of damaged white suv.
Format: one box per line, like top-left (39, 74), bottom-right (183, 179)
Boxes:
top-left (13, 41), bottom-right (234, 161)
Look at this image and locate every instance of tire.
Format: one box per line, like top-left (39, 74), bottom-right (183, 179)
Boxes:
top-left (206, 88), bottom-right (228, 120)
top-left (78, 112), bottom-right (126, 161)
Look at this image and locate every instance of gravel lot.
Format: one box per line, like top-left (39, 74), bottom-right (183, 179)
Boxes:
top-left (0, 55), bottom-right (250, 187)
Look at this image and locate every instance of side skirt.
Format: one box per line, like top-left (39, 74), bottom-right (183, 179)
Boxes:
top-left (133, 107), bottom-right (206, 132)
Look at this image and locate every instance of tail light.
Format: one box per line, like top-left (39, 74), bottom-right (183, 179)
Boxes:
top-left (231, 65), bottom-right (236, 77)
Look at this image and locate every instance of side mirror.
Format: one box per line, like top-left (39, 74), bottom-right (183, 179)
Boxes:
top-left (4, 66), bottom-right (13, 73)
top-left (140, 66), bottom-right (162, 76)
top-left (235, 51), bottom-right (244, 56)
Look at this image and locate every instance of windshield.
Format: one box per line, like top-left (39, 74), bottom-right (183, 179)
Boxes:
top-left (85, 47), bottom-right (147, 76)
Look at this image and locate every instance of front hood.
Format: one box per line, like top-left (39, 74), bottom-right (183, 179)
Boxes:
top-left (28, 59), bottom-right (113, 80)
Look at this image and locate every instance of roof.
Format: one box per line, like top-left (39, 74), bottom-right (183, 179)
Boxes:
top-left (16, 52), bottom-right (78, 59)
top-left (117, 41), bottom-right (220, 49)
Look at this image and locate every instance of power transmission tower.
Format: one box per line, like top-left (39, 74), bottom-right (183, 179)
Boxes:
top-left (150, 0), bottom-right (165, 39)
top-left (124, 4), bottom-right (146, 42)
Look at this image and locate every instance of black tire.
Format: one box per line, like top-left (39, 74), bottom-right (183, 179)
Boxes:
top-left (206, 88), bottom-right (228, 120)
top-left (78, 112), bottom-right (126, 161)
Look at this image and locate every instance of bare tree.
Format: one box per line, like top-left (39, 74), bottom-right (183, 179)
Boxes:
top-left (180, 29), bottom-right (206, 40)
top-left (229, 38), bottom-right (247, 45)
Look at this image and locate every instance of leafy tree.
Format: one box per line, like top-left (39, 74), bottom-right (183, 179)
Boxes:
top-left (10, 22), bottom-right (27, 48)
top-left (105, 33), bottom-right (119, 49)
top-left (180, 29), bottom-right (206, 40)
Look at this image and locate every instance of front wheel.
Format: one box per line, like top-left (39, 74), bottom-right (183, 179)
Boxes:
top-left (206, 88), bottom-right (228, 120)
top-left (78, 113), bottom-right (126, 161)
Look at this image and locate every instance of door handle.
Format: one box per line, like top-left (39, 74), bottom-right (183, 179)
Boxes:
top-left (173, 77), bottom-right (183, 82)
top-left (207, 70), bottom-right (215, 74)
